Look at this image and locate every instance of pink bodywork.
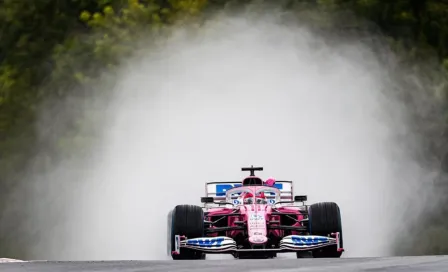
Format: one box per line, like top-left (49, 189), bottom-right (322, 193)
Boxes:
top-left (205, 185), bottom-right (305, 245)
top-left (265, 177), bottom-right (276, 187)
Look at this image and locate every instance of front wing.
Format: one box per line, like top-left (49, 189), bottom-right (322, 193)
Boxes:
top-left (172, 233), bottom-right (342, 255)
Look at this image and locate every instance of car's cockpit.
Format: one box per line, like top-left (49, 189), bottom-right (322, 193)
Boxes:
top-left (243, 196), bottom-right (268, 205)
top-left (225, 186), bottom-right (281, 206)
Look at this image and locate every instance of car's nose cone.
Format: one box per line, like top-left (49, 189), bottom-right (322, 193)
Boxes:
top-left (249, 235), bottom-right (268, 244)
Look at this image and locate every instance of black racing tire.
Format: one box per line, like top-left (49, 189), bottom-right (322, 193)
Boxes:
top-left (307, 202), bottom-right (343, 258)
top-left (169, 204), bottom-right (205, 260)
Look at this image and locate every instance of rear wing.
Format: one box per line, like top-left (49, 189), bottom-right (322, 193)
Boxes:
top-left (205, 180), bottom-right (294, 202)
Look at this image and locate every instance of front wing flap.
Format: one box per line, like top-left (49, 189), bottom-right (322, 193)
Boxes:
top-left (172, 233), bottom-right (343, 255)
top-left (279, 234), bottom-right (339, 250)
top-left (173, 236), bottom-right (237, 254)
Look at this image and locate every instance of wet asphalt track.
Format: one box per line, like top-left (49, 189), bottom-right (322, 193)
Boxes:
top-left (1, 256), bottom-right (448, 272)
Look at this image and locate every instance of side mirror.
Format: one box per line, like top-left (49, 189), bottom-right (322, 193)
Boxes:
top-left (294, 195), bottom-right (307, 202)
top-left (201, 197), bottom-right (214, 203)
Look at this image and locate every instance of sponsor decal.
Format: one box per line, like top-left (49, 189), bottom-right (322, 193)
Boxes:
top-left (215, 183), bottom-right (284, 196)
top-left (290, 235), bottom-right (330, 245)
top-left (248, 213), bottom-right (266, 229)
top-left (216, 184), bottom-right (243, 196)
top-left (186, 237), bottom-right (225, 248)
top-left (249, 214), bottom-right (264, 220)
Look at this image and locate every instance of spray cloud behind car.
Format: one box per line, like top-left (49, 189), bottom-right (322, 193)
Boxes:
top-left (14, 5), bottom-right (440, 260)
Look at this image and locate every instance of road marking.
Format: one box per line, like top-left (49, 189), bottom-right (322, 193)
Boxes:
top-left (0, 258), bottom-right (28, 263)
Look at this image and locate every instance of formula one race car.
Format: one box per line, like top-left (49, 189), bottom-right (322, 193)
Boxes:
top-left (167, 166), bottom-right (344, 260)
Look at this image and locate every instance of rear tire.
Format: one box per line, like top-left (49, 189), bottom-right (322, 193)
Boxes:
top-left (169, 204), bottom-right (206, 260)
top-left (308, 202), bottom-right (343, 258)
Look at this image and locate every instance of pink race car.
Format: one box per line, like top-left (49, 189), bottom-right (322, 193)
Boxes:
top-left (167, 166), bottom-right (344, 260)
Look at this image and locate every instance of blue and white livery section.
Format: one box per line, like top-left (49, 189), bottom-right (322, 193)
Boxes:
top-left (174, 236), bottom-right (237, 253)
top-left (280, 235), bottom-right (338, 251)
top-left (204, 180), bottom-right (294, 202)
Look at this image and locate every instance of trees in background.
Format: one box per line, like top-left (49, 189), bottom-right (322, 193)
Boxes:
top-left (1, 0), bottom-right (448, 257)
top-left (0, 0), bottom-right (207, 258)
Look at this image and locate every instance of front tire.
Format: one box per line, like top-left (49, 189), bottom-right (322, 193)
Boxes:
top-left (169, 204), bottom-right (206, 260)
top-left (307, 202), bottom-right (343, 258)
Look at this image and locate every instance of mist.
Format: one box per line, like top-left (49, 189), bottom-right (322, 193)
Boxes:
top-left (20, 9), bottom-right (437, 261)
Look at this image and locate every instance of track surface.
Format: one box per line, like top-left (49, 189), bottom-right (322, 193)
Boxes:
top-left (1, 256), bottom-right (448, 272)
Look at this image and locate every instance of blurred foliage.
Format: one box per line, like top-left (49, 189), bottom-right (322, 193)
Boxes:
top-left (1, 0), bottom-right (448, 258)
top-left (0, 0), bottom-right (207, 258)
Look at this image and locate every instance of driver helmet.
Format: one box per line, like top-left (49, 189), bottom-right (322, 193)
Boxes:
top-left (255, 191), bottom-right (267, 204)
top-left (242, 192), bottom-right (254, 204)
